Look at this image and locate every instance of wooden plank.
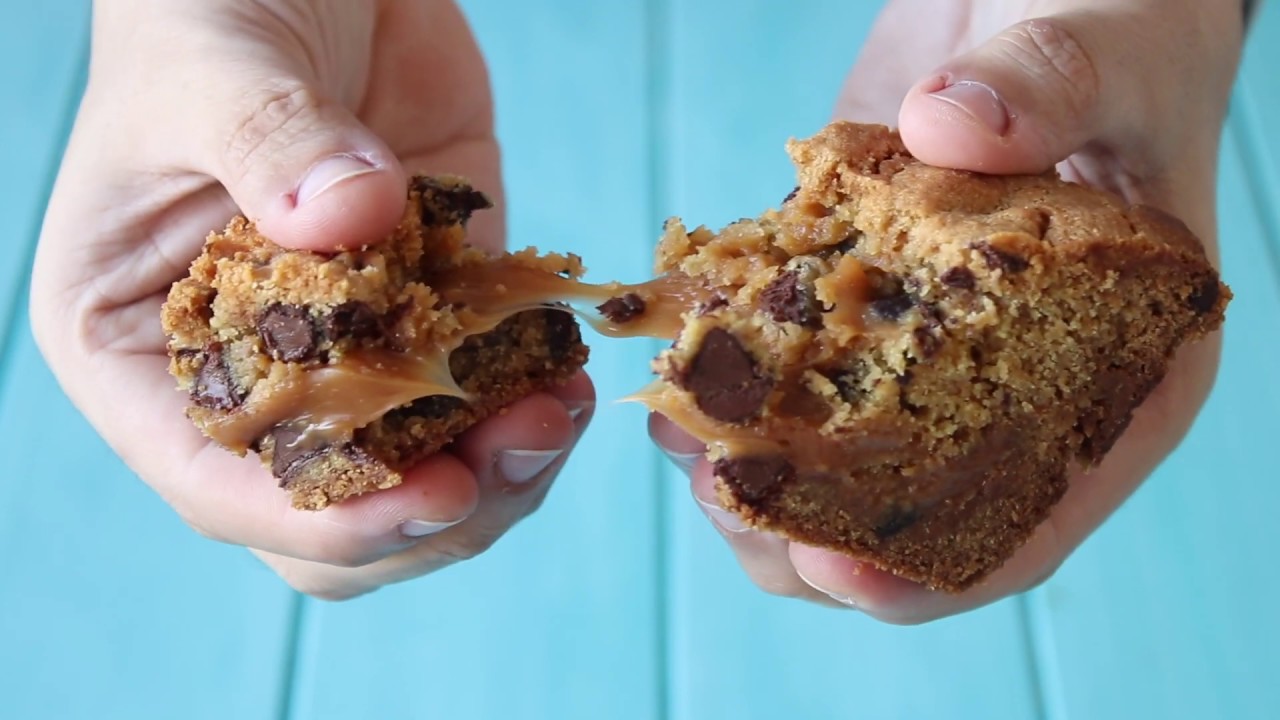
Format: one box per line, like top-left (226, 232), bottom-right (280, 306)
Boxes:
top-left (0, 3), bottom-right (298, 718)
top-left (1023, 118), bottom-right (1280, 718)
top-left (1238, 0), bottom-right (1280, 264)
top-left (0, 325), bottom-right (299, 719)
top-left (285, 2), bottom-right (666, 718)
top-left (662, 2), bottom-right (1041, 718)
top-left (0, 0), bottom-right (87, 354)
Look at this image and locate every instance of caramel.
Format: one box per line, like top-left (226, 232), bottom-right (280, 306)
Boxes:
top-left (211, 266), bottom-right (712, 453)
top-left (430, 261), bottom-right (710, 341)
top-left (203, 349), bottom-right (466, 452)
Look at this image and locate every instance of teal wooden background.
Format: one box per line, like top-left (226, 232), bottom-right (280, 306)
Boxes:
top-left (2, 2), bottom-right (1277, 718)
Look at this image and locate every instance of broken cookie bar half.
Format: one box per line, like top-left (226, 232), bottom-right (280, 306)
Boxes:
top-left (639, 122), bottom-right (1229, 592)
top-left (161, 176), bottom-right (591, 510)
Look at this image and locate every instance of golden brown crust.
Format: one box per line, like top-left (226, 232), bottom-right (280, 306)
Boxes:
top-left (161, 177), bottom-right (589, 509)
top-left (649, 122), bottom-right (1229, 591)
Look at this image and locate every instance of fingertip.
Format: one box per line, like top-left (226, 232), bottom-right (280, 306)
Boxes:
top-left (545, 370), bottom-right (597, 428)
top-left (898, 75), bottom-right (1056, 175)
top-left (454, 392), bottom-right (577, 484)
top-left (329, 451), bottom-right (481, 531)
top-left (647, 412), bottom-right (705, 455)
top-left (259, 155), bottom-right (408, 252)
top-left (789, 543), bottom-right (937, 623)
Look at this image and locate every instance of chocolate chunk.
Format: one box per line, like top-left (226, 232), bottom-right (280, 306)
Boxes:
top-left (869, 293), bottom-right (913, 321)
top-left (681, 328), bottom-right (773, 423)
top-left (913, 326), bottom-right (943, 359)
top-left (973, 241), bottom-right (1030, 273)
top-left (259, 304), bottom-right (318, 362)
top-left (407, 394), bottom-right (469, 420)
top-left (414, 177), bottom-right (493, 226)
top-left (758, 270), bottom-right (821, 327)
top-left (713, 455), bottom-right (795, 504)
top-left (782, 186), bottom-right (800, 204)
top-left (597, 293), bottom-right (647, 323)
top-left (1188, 277), bottom-right (1220, 314)
top-left (543, 308), bottom-right (581, 360)
top-left (269, 424), bottom-right (324, 482)
top-left (192, 346), bottom-right (245, 410)
top-left (940, 266), bottom-right (976, 290)
top-left (873, 505), bottom-right (920, 539)
top-left (323, 301), bottom-right (382, 343)
top-left (822, 367), bottom-right (865, 405)
top-left (696, 294), bottom-right (729, 316)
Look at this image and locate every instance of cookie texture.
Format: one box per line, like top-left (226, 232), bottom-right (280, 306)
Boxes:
top-left (162, 176), bottom-right (589, 510)
top-left (647, 122), bottom-right (1229, 591)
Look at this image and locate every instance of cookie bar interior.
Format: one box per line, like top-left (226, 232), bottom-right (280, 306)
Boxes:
top-left (163, 178), bottom-right (593, 509)
top-left (638, 122), bottom-right (1229, 591)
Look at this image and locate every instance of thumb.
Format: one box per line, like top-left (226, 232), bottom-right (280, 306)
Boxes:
top-left (196, 66), bottom-right (407, 252)
top-left (898, 15), bottom-right (1124, 175)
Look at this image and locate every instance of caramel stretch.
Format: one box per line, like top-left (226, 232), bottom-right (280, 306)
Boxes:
top-left (202, 265), bottom-right (711, 453)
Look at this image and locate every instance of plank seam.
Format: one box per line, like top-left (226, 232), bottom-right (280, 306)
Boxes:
top-left (278, 593), bottom-right (309, 720)
top-left (1023, 589), bottom-right (1069, 720)
top-left (1228, 89), bottom-right (1280, 286)
top-left (644, 0), bottom-right (674, 717)
top-left (0, 20), bottom-right (89, 396)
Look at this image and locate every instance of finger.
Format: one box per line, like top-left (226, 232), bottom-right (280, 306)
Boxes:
top-left (685, 461), bottom-right (838, 603)
top-left (897, 9), bottom-right (1153, 174)
top-left (648, 412), bottom-right (705, 473)
top-left (653, 419), bottom-right (845, 608)
top-left (162, 23), bottom-right (407, 250)
top-left (259, 387), bottom-right (590, 599)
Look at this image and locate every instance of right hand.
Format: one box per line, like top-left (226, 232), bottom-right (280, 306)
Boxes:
top-left (31, 0), bottom-right (594, 600)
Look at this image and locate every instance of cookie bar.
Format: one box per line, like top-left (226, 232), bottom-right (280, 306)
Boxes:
top-left (162, 177), bottom-right (589, 510)
top-left (639, 122), bottom-right (1229, 591)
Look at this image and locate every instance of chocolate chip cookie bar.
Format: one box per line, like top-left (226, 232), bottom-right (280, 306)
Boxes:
top-left (639, 122), bottom-right (1229, 591)
top-left (162, 177), bottom-right (589, 510)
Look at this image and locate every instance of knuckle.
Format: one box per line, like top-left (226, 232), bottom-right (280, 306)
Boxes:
top-left (1003, 18), bottom-right (1101, 119)
top-left (223, 80), bottom-right (318, 176)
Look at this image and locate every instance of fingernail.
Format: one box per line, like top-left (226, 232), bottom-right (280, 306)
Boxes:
top-left (565, 400), bottom-right (595, 422)
top-left (296, 153), bottom-right (381, 205)
top-left (399, 518), bottom-right (465, 538)
top-left (496, 448), bottom-right (564, 484)
top-left (695, 496), bottom-right (750, 533)
top-left (929, 80), bottom-right (1010, 136)
top-left (660, 446), bottom-right (703, 474)
top-left (795, 567), bottom-right (861, 607)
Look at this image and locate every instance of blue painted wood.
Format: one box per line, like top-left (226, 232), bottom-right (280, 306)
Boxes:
top-left (1238, 0), bottom-right (1280, 265)
top-left (661, 2), bottom-right (1041, 719)
top-left (0, 0), bottom-right (87, 356)
top-left (285, 3), bottom-right (666, 718)
top-left (1022, 126), bottom-right (1280, 720)
top-left (1, 1), bottom-right (1277, 719)
top-left (0, 4), bottom-right (297, 719)
top-left (0, 330), bottom-right (299, 720)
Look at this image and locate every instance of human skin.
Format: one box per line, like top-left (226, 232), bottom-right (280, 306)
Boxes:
top-left (31, 0), bottom-right (594, 601)
top-left (30, 0), bottom-right (1243, 618)
top-left (650, 0), bottom-right (1244, 623)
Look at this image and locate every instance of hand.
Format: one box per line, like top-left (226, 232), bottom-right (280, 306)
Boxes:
top-left (651, 0), bottom-right (1243, 623)
top-left (31, 0), bottom-right (594, 600)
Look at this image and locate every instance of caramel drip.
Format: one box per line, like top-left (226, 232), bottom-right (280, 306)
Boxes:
top-left (814, 253), bottom-right (869, 346)
top-left (204, 349), bottom-right (466, 452)
top-left (622, 382), bottom-right (909, 472)
top-left (209, 266), bottom-right (713, 454)
top-left (431, 262), bottom-right (711, 341)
